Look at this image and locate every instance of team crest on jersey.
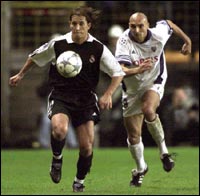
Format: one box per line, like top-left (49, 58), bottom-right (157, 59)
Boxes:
top-left (89, 55), bottom-right (95, 63)
top-left (151, 46), bottom-right (157, 52)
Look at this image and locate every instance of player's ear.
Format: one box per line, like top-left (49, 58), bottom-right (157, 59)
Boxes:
top-left (87, 22), bottom-right (92, 30)
top-left (69, 20), bottom-right (72, 28)
top-left (145, 20), bottom-right (149, 28)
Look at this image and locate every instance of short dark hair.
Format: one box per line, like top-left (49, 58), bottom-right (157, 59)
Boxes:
top-left (69, 6), bottom-right (101, 24)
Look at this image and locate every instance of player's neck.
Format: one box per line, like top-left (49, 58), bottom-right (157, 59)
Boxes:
top-left (72, 34), bottom-right (89, 45)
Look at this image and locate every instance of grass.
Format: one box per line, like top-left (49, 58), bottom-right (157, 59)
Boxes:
top-left (1, 147), bottom-right (199, 195)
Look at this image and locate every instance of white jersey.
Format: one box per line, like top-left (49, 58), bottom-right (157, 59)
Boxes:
top-left (115, 20), bottom-right (173, 94)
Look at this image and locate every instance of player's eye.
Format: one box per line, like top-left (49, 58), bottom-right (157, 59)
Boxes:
top-left (79, 21), bottom-right (85, 26)
top-left (130, 24), bottom-right (136, 29)
top-left (139, 24), bottom-right (144, 28)
top-left (130, 24), bottom-right (144, 29)
top-left (71, 21), bottom-right (85, 27)
top-left (72, 22), bottom-right (77, 26)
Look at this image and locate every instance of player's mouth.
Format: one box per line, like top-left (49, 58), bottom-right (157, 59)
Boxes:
top-left (74, 31), bottom-right (82, 34)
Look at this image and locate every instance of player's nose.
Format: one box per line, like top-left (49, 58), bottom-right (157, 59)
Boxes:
top-left (135, 26), bottom-right (140, 33)
top-left (75, 24), bottom-right (81, 30)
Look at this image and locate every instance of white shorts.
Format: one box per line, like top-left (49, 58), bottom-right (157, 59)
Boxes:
top-left (122, 83), bottom-right (165, 117)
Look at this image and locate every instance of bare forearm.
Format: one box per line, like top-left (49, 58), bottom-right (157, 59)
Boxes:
top-left (122, 66), bottom-right (140, 75)
top-left (9, 57), bottom-right (36, 86)
top-left (167, 20), bottom-right (192, 55)
top-left (18, 57), bottom-right (36, 77)
top-left (167, 20), bottom-right (191, 44)
top-left (104, 76), bottom-right (123, 96)
top-left (121, 59), bottom-right (153, 76)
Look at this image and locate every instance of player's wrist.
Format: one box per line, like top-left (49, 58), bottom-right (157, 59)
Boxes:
top-left (18, 72), bottom-right (25, 78)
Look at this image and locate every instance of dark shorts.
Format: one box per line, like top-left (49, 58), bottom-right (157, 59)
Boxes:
top-left (47, 90), bottom-right (100, 128)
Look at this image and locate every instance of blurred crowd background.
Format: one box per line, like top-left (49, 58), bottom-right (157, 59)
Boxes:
top-left (1, 1), bottom-right (199, 148)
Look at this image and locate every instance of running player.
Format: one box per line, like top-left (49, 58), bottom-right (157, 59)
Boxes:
top-left (9, 6), bottom-right (125, 192)
top-left (115, 12), bottom-right (191, 187)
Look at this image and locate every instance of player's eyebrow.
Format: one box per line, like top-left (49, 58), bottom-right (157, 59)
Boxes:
top-left (130, 24), bottom-right (144, 28)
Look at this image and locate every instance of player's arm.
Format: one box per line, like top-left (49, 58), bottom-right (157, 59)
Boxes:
top-left (121, 58), bottom-right (153, 76)
top-left (167, 20), bottom-right (192, 55)
top-left (10, 40), bottom-right (55, 87)
top-left (99, 45), bottom-right (125, 110)
top-left (99, 75), bottom-right (124, 110)
top-left (9, 57), bottom-right (36, 87)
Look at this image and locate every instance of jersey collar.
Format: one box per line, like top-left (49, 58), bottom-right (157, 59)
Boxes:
top-left (66, 32), bottom-right (94, 43)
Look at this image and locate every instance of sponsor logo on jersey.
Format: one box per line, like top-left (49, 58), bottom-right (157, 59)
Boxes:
top-left (132, 56), bottom-right (158, 65)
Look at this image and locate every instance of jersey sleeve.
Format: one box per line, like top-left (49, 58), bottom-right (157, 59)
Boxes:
top-left (29, 39), bottom-right (56, 67)
top-left (151, 20), bottom-right (173, 45)
top-left (115, 35), bottom-right (132, 66)
top-left (100, 45), bottom-right (125, 77)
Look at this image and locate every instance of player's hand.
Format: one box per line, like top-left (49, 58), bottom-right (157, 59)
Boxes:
top-left (121, 59), bottom-right (152, 75)
top-left (9, 73), bottom-right (24, 87)
top-left (99, 94), bottom-right (112, 110)
top-left (138, 58), bottom-right (153, 73)
top-left (181, 42), bottom-right (191, 55)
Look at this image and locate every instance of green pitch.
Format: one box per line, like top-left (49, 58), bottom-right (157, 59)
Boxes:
top-left (1, 147), bottom-right (199, 195)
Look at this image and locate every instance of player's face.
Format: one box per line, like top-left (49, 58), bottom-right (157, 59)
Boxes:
top-left (129, 17), bottom-right (149, 43)
top-left (70, 15), bottom-right (91, 44)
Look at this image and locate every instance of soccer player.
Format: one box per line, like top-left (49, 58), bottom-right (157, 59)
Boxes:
top-left (9, 6), bottom-right (125, 192)
top-left (115, 12), bottom-right (191, 187)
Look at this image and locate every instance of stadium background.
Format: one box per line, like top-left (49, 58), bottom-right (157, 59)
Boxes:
top-left (1, 1), bottom-right (199, 148)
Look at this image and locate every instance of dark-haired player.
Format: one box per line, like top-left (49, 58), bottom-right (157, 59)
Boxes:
top-left (9, 6), bottom-right (124, 192)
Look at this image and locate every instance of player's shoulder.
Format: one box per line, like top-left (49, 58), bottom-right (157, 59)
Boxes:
top-left (156, 19), bottom-right (168, 26)
top-left (51, 34), bottom-right (67, 42)
top-left (150, 20), bottom-right (172, 33)
top-left (117, 29), bottom-right (130, 46)
top-left (89, 34), bottom-right (104, 46)
top-left (87, 34), bottom-right (105, 54)
top-left (120, 29), bottom-right (130, 39)
top-left (48, 34), bottom-right (68, 48)
top-left (150, 20), bottom-right (172, 39)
